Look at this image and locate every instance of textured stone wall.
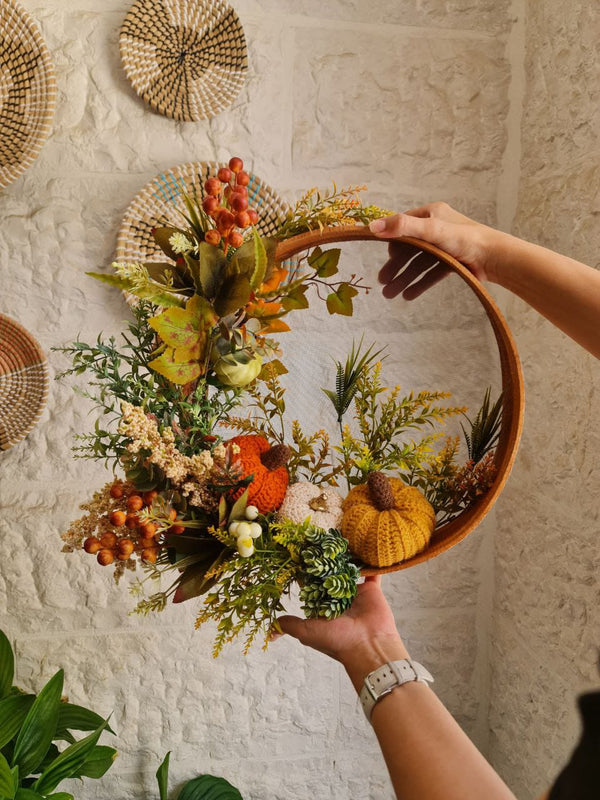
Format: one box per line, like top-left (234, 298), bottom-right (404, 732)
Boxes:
top-left (488, 2), bottom-right (600, 798)
top-left (0, 1), bottom-right (532, 798)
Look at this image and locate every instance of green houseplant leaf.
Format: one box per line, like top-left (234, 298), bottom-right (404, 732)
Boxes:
top-left (0, 694), bottom-right (35, 748)
top-left (14, 789), bottom-right (44, 799)
top-left (178, 774), bottom-right (243, 800)
top-left (32, 719), bottom-right (109, 796)
top-left (156, 751), bottom-right (170, 800)
top-left (75, 745), bottom-right (117, 779)
top-left (12, 670), bottom-right (63, 778)
top-left (0, 631), bottom-right (14, 699)
top-left (0, 751), bottom-right (16, 798)
top-left (56, 703), bottom-right (115, 739)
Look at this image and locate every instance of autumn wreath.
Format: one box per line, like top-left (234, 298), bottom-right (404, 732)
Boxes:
top-left (59, 158), bottom-right (506, 655)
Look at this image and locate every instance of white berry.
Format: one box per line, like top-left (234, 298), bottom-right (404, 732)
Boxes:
top-left (245, 505), bottom-right (259, 520)
top-left (249, 522), bottom-right (262, 539)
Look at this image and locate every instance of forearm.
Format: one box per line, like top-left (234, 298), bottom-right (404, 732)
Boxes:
top-left (343, 638), bottom-right (517, 800)
top-left (487, 230), bottom-right (600, 359)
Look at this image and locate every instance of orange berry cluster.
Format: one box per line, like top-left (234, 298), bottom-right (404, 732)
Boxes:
top-left (83, 484), bottom-right (183, 567)
top-left (202, 157), bottom-right (259, 249)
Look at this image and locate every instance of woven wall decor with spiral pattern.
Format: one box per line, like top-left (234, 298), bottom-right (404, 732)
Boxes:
top-left (0, 314), bottom-right (49, 451)
top-left (119, 0), bottom-right (248, 122)
top-left (0, 0), bottom-right (56, 190)
top-left (116, 161), bottom-right (289, 267)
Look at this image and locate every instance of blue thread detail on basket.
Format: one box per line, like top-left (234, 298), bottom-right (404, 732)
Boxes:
top-left (248, 174), bottom-right (260, 206)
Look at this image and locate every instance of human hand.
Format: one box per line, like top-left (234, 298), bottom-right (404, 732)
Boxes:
top-left (276, 576), bottom-right (409, 689)
top-left (369, 202), bottom-right (500, 300)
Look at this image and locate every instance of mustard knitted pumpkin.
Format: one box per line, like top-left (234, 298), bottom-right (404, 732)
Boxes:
top-left (341, 471), bottom-right (435, 567)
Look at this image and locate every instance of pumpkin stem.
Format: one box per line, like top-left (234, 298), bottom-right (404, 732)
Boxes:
top-left (260, 444), bottom-right (291, 471)
top-left (367, 471), bottom-right (395, 511)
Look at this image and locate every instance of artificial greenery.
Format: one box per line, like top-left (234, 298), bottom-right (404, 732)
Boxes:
top-left (276, 185), bottom-right (388, 239)
top-left (407, 389), bottom-right (503, 524)
top-left (328, 354), bottom-right (465, 488)
top-left (0, 630), bottom-right (115, 800)
top-left (322, 337), bottom-right (384, 430)
top-left (462, 387), bottom-right (503, 463)
top-left (193, 519), bottom-right (359, 657)
top-left (54, 300), bottom-right (243, 467)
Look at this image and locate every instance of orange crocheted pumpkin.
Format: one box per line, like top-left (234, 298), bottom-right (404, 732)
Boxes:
top-left (341, 472), bottom-right (435, 567)
top-left (230, 435), bottom-right (290, 513)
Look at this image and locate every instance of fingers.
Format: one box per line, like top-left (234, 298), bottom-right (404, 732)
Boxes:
top-left (370, 212), bottom-right (438, 241)
top-left (379, 255), bottom-right (440, 298)
top-left (401, 264), bottom-right (452, 300)
top-left (382, 262), bottom-right (452, 300)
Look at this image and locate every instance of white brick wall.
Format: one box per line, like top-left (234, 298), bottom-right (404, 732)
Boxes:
top-left (0, 1), bottom-right (596, 798)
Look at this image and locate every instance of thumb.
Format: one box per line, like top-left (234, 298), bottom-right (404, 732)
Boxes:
top-left (275, 614), bottom-right (308, 641)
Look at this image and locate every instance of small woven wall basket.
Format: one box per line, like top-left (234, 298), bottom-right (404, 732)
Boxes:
top-left (119, 0), bottom-right (248, 122)
top-left (0, 0), bottom-right (56, 190)
top-left (275, 227), bottom-right (525, 575)
top-left (0, 314), bottom-right (49, 451)
top-left (116, 161), bottom-right (289, 265)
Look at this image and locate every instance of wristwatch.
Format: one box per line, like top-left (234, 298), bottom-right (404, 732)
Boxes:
top-left (359, 659), bottom-right (434, 721)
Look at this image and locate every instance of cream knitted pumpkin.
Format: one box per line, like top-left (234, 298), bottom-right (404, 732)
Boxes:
top-left (278, 482), bottom-right (343, 530)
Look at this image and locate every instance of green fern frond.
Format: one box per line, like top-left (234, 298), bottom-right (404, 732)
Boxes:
top-left (461, 388), bottom-right (503, 463)
top-left (323, 337), bottom-right (385, 424)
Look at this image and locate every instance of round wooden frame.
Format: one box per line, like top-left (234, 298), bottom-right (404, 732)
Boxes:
top-left (275, 226), bottom-right (525, 573)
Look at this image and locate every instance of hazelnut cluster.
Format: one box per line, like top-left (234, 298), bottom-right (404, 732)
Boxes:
top-left (82, 483), bottom-right (182, 567)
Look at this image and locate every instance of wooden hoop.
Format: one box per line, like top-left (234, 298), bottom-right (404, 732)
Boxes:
top-left (275, 226), bottom-right (524, 573)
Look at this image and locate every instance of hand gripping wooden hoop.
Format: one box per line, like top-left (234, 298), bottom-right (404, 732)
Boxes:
top-left (274, 226), bottom-right (525, 574)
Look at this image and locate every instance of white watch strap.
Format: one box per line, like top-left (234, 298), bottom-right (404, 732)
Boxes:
top-left (359, 659), bottom-right (433, 720)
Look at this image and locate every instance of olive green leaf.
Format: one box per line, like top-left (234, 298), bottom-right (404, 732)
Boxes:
top-left (147, 351), bottom-right (202, 385)
top-left (45, 793), bottom-right (74, 800)
top-left (0, 694), bottom-right (35, 748)
top-left (228, 489), bottom-right (249, 524)
top-left (153, 227), bottom-right (183, 260)
top-left (213, 274), bottom-right (252, 318)
top-left (0, 630), bottom-right (14, 698)
top-left (178, 775), bottom-right (243, 800)
top-left (172, 558), bottom-right (221, 604)
top-left (326, 283), bottom-right (358, 316)
top-left (307, 246), bottom-right (341, 278)
top-left (148, 295), bottom-right (218, 384)
top-left (257, 360), bottom-right (288, 380)
top-left (156, 751), bottom-right (170, 800)
top-left (144, 261), bottom-right (190, 290)
top-left (32, 719), bottom-right (109, 796)
top-left (149, 295), bottom-right (218, 350)
top-left (86, 272), bottom-right (185, 309)
top-left (197, 243), bottom-right (226, 299)
top-left (249, 229), bottom-right (267, 289)
top-left (12, 670), bottom-right (63, 777)
top-left (280, 284), bottom-right (309, 312)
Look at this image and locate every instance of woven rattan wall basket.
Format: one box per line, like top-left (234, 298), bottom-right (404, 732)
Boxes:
top-left (275, 226), bottom-right (525, 575)
top-left (0, 0), bottom-right (56, 190)
top-left (119, 0), bottom-right (248, 122)
top-left (0, 314), bottom-right (49, 451)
